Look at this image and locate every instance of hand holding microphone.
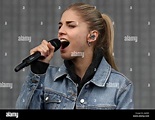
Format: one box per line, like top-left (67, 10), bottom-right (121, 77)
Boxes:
top-left (14, 38), bottom-right (61, 72)
top-left (30, 40), bottom-right (55, 64)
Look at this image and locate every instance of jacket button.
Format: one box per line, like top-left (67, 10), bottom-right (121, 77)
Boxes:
top-left (45, 96), bottom-right (49, 101)
top-left (80, 99), bottom-right (85, 104)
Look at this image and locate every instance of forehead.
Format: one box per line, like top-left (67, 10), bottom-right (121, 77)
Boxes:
top-left (60, 9), bottom-right (82, 22)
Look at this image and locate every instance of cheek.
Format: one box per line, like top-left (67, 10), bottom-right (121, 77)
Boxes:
top-left (69, 28), bottom-right (89, 49)
top-left (72, 32), bottom-right (87, 44)
top-left (70, 41), bottom-right (87, 54)
top-left (72, 36), bottom-right (87, 49)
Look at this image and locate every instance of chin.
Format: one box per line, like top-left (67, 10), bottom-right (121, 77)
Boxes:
top-left (61, 54), bottom-right (73, 60)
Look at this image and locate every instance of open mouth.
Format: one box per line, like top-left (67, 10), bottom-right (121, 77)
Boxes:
top-left (61, 39), bottom-right (70, 49)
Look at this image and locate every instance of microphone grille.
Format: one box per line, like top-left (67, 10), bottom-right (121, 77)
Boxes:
top-left (49, 38), bottom-right (61, 52)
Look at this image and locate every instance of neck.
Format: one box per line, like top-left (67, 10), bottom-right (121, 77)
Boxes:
top-left (72, 51), bottom-right (93, 79)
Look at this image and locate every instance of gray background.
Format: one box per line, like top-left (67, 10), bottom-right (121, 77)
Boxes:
top-left (0, 0), bottom-right (155, 109)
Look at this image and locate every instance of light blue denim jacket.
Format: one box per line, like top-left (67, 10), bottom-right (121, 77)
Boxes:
top-left (16, 57), bottom-right (134, 109)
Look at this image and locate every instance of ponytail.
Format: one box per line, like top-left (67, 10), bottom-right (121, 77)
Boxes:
top-left (101, 14), bottom-right (118, 71)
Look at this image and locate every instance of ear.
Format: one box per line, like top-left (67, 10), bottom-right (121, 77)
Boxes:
top-left (87, 30), bottom-right (99, 43)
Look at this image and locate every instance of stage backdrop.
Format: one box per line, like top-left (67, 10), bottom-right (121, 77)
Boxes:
top-left (0, 0), bottom-right (155, 109)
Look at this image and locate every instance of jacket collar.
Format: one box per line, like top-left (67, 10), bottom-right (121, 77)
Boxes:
top-left (90, 57), bottom-right (111, 87)
top-left (53, 57), bottom-right (111, 87)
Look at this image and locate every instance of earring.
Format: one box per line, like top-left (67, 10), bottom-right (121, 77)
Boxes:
top-left (87, 41), bottom-right (91, 47)
top-left (87, 34), bottom-right (95, 47)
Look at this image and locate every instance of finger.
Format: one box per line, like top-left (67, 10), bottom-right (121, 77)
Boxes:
top-left (47, 42), bottom-right (55, 53)
top-left (30, 40), bottom-right (49, 56)
top-left (30, 47), bottom-right (39, 55)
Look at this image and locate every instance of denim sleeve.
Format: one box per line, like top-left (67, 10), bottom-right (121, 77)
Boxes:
top-left (116, 82), bottom-right (134, 109)
top-left (15, 71), bottom-right (46, 109)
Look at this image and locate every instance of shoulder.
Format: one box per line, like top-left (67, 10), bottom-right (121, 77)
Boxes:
top-left (110, 68), bottom-right (133, 88)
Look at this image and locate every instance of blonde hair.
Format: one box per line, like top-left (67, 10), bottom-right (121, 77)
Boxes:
top-left (64, 3), bottom-right (118, 71)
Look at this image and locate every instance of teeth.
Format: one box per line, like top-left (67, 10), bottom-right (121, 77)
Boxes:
top-left (60, 39), bottom-right (68, 42)
top-left (60, 39), bottom-right (70, 49)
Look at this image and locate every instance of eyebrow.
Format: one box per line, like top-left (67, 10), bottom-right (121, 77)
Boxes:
top-left (58, 21), bottom-right (78, 25)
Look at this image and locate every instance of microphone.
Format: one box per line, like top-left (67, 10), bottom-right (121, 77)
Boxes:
top-left (14, 38), bottom-right (61, 72)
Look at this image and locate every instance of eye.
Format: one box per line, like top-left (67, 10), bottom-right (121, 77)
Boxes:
top-left (58, 22), bottom-right (62, 29)
top-left (68, 24), bottom-right (76, 28)
top-left (58, 25), bottom-right (62, 29)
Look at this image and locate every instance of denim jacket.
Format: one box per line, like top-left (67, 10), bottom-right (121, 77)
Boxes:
top-left (16, 57), bottom-right (134, 109)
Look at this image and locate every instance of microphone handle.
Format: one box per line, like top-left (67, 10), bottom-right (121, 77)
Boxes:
top-left (14, 62), bottom-right (27, 72)
top-left (14, 51), bottom-right (41, 72)
top-left (22, 51), bottom-right (41, 64)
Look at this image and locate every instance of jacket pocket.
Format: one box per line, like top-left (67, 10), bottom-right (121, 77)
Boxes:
top-left (44, 92), bottom-right (62, 109)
